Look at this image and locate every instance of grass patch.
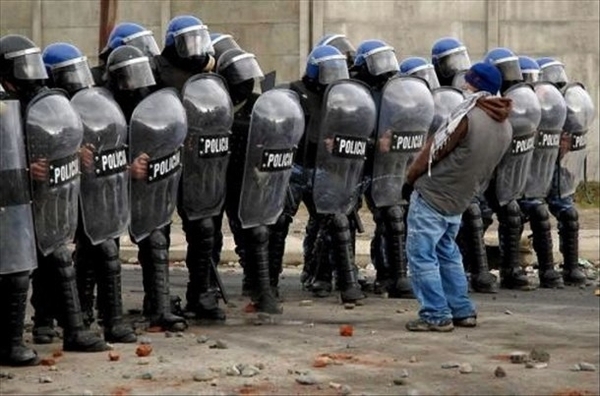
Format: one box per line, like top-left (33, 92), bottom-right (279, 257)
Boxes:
top-left (575, 181), bottom-right (600, 210)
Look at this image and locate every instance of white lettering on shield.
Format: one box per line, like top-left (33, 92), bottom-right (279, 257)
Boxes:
top-left (336, 137), bottom-right (366, 157)
top-left (512, 134), bottom-right (536, 155)
top-left (51, 157), bottom-right (80, 186)
top-left (148, 149), bottom-right (181, 182)
top-left (393, 134), bottom-right (424, 152)
top-left (100, 149), bottom-right (127, 173)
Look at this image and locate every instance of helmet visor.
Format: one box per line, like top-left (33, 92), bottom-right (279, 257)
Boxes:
top-left (411, 65), bottom-right (440, 90)
top-left (494, 57), bottom-right (522, 81)
top-left (522, 70), bottom-right (539, 84)
top-left (540, 64), bottom-right (569, 85)
top-left (213, 35), bottom-right (241, 60)
top-left (109, 57), bottom-right (156, 90)
top-left (6, 48), bottom-right (48, 80)
top-left (51, 57), bottom-right (94, 93)
top-left (365, 47), bottom-right (398, 76)
top-left (451, 70), bottom-right (467, 90)
top-left (220, 53), bottom-right (264, 85)
top-left (318, 56), bottom-right (349, 85)
top-left (174, 26), bottom-right (214, 58)
top-left (123, 31), bottom-right (161, 57)
top-left (436, 48), bottom-right (471, 78)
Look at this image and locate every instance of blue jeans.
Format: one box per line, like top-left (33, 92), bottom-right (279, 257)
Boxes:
top-left (406, 192), bottom-right (476, 324)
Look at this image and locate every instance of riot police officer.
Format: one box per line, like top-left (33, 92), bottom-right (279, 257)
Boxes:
top-left (105, 45), bottom-right (187, 331)
top-left (0, 34), bottom-right (108, 352)
top-left (42, 42), bottom-right (137, 342)
top-left (538, 57), bottom-right (595, 286)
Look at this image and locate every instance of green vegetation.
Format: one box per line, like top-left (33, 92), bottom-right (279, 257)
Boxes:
top-left (575, 181), bottom-right (600, 210)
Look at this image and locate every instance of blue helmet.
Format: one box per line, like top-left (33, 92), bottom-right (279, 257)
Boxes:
top-left (399, 56), bottom-right (440, 90)
top-left (305, 44), bottom-right (349, 85)
top-left (165, 15), bottom-right (213, 59)
top-left (484, 47), bottom-right (522, 82)
top-left (43, 42), bottom-right (94, 94)
top-left (210, 32), bottom-right (241, 63)
top-left (536, 57), bottom-right (569, 86)
top-left (316, 34), bottom-right (356, 65)
top-left (100, 22), bottom-right (160, 60)
top-left (518, 55), bottom-right (540, 83)
top-left (354, 39), bottom-right (398, 76)
top-left (431, 37), bottom-right (471, 80)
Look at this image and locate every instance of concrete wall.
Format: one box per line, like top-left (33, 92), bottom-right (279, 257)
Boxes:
top-left (1, 0), bottom-right (598, 180)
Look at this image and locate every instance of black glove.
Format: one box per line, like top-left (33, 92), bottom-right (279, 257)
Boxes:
top-left (401, 183), bottom-right (414, 202)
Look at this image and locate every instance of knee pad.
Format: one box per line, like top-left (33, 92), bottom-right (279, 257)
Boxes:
top-left (330, 214), bottom-right (351, 243)
top-left (248, 225), bottom-right (270, 245)
top-left (148, 229), bottom-right (169, 250)
top-left (529, 203), bottom-right (551, 228)
top-left (384, 205), bottom-right (405, 234)
top-left (51, 245), bottom-right (73, 268)
top-left (559, 207), bottom-right (579, 231)
top-left (503, 200), bottom-right (523, 229)
top-left (99, 239), bottom-right (121, 273)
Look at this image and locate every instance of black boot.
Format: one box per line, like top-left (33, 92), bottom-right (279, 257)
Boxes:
top-left (311, 228), bottom-right (333, 298)
top-left (372, 229), bottom-right (393, 295)
top-left (530, 204), bottom-right (563, 288)
top-left (30, 260), bottom-right (59, 344)
top-left (74, 236), bottom-right (98, 329)
top-left (498, 201), bottom-right (531, 290)
top-left (139, 245), bottom-right (155, 317)
top-left (559, 207), bottom-right (587, 286)
top-left (383, 206), bottom-right (414, 298)
top-left (52, 247), bottom-right (109, 352)
top-left (97, 240), bottom-right (137, 343)
top-left (330, 214), bottom-right (364, 303)
top-left (461, 203), bottom-right (498, 293)
top-left (247, 226), bottom-right (282, 314)
top-left (0, 272), bottom-right (40, 366)
top-left (269, 216), bottom-right (289, 299)
top-left (143, 229), bottom-right (188, 331)
top-left (301, 215), bottom-right (319, 286)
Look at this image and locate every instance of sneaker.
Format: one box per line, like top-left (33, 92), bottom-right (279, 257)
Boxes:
top-left (405, 318), bottom-right (454, 332)
top-left (453, 316), bottom-right (477, 328)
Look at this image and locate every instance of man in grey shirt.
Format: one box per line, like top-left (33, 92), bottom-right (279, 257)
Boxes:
top-left (403, 62), bottom-right (512, 332)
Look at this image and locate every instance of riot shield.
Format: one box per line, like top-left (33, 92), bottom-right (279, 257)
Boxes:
top-left (557, 83), bottom-right (595, 198)
top-left (71, 87), bottom-right (129, 245)
top-left (430, 87), bottom-right (465, 136)
top-left (371, 76), bottom-right (434, 208)
top-left (523, 82), bottom-right (567, 199)
top-left (238, 89), bottom-right (305, 228)
top-left (129, 88), bottom-right (187, 242)
top-left (313, 79), bottom-right (377, 215)
top-left (26, 89), bottom-right (83, 256)
top-left (495, 83), bottom-right (542, 205)
top-left (0, 98), bottom-right (37, 274)
top-left (180, 74), bottom-right (233, 221)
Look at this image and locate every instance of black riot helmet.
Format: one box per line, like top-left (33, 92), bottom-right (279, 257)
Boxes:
top-left (316, 34), bottom-right (356, 67)
top-left (106, 45), bottom-right (156, 91)
top-left (210, 33), bottom-right (241, 64)
top-left (0, 34), bottom-right (48, 90)
top-left (217, 47), bottom-right (264, 104)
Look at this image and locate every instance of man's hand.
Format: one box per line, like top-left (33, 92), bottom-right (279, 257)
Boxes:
top-left (79, 144), bottom-right (95, 173)
top-left (324, 137), bottom-right (334, 153)
top-left (378, 130), bottom-right (392, 153)
top-left (130, 153), bottom-right (150, 180)
top-left (559, 132), bottom-right (571, 159)
top-left (30, 158), bottom-right (49, 181)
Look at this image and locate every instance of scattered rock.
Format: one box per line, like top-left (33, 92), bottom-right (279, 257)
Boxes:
top-left (138, 337), bottom-right (152, 345)
top-left (83, 390), bottom-right (93, 396)
top-left (529, 348), bottom-right (550, 363)
top-left (108, 351), bottom-right (120, 361)
top-left (40, 357), bottom-right (56, 366)
top-left (313, 356), bottom-right (333, 368)
top-left (197, 335), bottom-right (209, 344)
top-left (52, 350), bottom-right (63, 358)
top-left (494, 366), bottom-right (507, 378)
top-left (510, 351), bottom-right (528, 364)
top-left (525, 362), bottom-right (548, 369)
top-left (241, 365), bottom-right (261, 378)
top-left (577, 362), bottom-right (597, 372)
top-left (0, 371), bottom-right (14, 379)
top-left (122, 374), bottom-right (131, 379)
top-left (39, 376), bottom-right (53, 383)
top-left (399, 369), bottom-right (410, 378)
top-left (193, 369), bottom-right (215, 382)
top-left (209, 339), bottom-right (229, 349)
top-left (329, 382), bottom-right (342, 390)
top-left (441, 362), bottom-right (460, 369)
top-left (137, 358), bottom-right (150, 365)
top-left (459, 363), bottom-right (473, 374)
top-left (136, 344), bottom-right (153, 357)
top-left (139, 372), bottom-right (153, 380)
top-left (48, 365), bottom-right (58, 372)
top-left (175, 332), bottom-right (184, 338)
top-left (255, 362), bottom-right (265, 370)
top-left (165, 331), bottom-right (174, 338)
top-left (339, 325), bottom-right (353, 337)
top-left (344, 303), bottom-right (355, 310)
top-left (299, 300), bottom-right (313, 307)
top-left (504, 310), bottom-right (513, 315)
top-left (340, 384), bottom-right (352, 395)
top-left (296, 374), bottom-right (319, 385)
top-left (393, 378), bottom-right (407, 386)
top-left (409, 356), bottom-right (418, 363)
top-left (225, 365), bottom-right (241, 376)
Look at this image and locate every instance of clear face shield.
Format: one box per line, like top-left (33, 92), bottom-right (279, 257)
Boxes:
top-left (364, 46), bottom-right (399, 76)
top-left (51, 56), bottom-right (94, 94)
top-left (123, 30), bottom-right (161, 57)
top-left (220, 53), bottom-right (264, 85)
top-left (318, 55), bottom-right (349, 85)
top-left (540, 63), bottom-right (569, 86)
top-left (5, 47), bottom-right (48, 80)
top-left (435, 47), bottom-right (471, 79)
top-left (173, 25), bottom-right (214, 59)
top-left (410, 64), bottom-right (440, 90)
top-left (108, 57), bottom-right (156, 91)
top-left (522, 70), bottom-right (540, 84)
top-left (493, 56), bottom-right (522, 81)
